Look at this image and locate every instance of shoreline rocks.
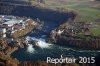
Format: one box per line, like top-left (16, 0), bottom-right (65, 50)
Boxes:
top-left (47, 22), bottom-right (100, 49)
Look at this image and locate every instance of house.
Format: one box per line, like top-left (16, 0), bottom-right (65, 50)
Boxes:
top-left (0, 15), bottom-right (37, 38)
top-left (3, 19), bottom-right (24, 27)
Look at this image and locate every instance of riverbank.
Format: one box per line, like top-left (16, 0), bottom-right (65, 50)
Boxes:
top-left (47, 21), bottom-right (100, 49)
top-left (0, 15), bottom-right (39, 66)
top-left (0, 1), bottom-right (100, 66)
top-left (10, 20), bottom-right (38, 38)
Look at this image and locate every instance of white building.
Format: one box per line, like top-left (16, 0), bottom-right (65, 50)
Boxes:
top-left (0, 28), bottom-right (6, 38)
top-left (0, 28), bottom-right (6, 33)
top-left (3, 34), bottom-right (6, 38)
top-left (4, 19), bottom-right (24, 27)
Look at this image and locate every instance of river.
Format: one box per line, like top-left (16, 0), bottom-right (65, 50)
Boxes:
top-left (11, 37), bottom-right (100, 61)
top-left (0, 1), bottom-right (100, 61)
top-left (11, 19), bottom-right (100, 61)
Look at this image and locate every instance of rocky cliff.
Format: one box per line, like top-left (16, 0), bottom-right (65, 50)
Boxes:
top-left (47, 22), bottom-right (100, 49)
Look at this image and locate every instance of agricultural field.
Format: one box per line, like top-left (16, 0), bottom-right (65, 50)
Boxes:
top-left (44, 0), bottom-right (100, 22)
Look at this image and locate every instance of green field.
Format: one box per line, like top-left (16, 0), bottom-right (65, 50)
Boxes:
top-left (65, 5), bottom-right (100, 22)
top-left (44, 0), bottom-right (100, 22)
top-left (90, 28), bottom-right (100, 36)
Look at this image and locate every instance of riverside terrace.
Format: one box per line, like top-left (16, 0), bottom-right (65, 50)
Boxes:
top-left (0, 15), bottom-right (37, 38)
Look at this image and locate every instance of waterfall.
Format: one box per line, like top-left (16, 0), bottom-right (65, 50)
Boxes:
top-left (25, 36), bottom-right (52, 48)
top-left (31, 37), bottom-right (51, 48)
top-left (26, 37), bottom-right (52, 53)
top-left (27, 44), bottom-right (35, 53)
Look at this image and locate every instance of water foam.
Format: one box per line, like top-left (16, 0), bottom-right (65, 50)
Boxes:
top-left (27, 44), bottom-right (35, 53)
top-left (32, 37), bottom-right (51, 48)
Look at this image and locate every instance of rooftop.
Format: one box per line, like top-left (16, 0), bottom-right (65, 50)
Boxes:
top-left (0, 15), bottom-right (27, 27)
top-left (4, 19), bottom-right (24, 26)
